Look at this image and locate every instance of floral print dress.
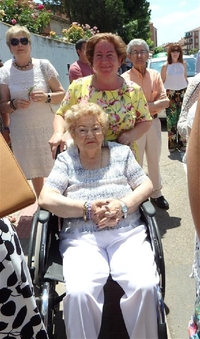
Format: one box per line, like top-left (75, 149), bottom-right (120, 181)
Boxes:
top-left (57, 75), bottom-right (151, 159)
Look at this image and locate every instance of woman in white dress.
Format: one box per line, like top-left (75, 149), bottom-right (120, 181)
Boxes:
top-left (0, 25), bottom-right (65, 197)
top-left (161, 43), bottom-right (188, 152)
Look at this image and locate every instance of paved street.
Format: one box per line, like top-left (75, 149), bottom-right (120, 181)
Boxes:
top-left (16, 119), bottom-right (195, 339)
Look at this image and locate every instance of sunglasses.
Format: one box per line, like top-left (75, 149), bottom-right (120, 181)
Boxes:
top-left (10, 37), bottom-right (29, 46)
top-left (171, 49), bottom-right (180, 52)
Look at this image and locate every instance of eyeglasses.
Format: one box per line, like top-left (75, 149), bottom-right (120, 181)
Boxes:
top-left (76, 126), bottom-right (102, 136)
top-left (10, 37), bottom-right (29, 46)
top-left (131, 50), bottom-right (147, 56)
top-left (171, 49), bottom-right (180, 53)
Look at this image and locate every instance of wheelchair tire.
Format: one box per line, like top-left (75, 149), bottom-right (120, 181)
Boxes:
top-left (33, 222), bottom-right (44, 287)
top-left (40, 281), bottom-right (56, 338)
top-left (158, 322), bottom-right (168, 339)
top-left (152, 216), bottom-right (166, 299)
top-left (27, 211), bottom-right (40, 280)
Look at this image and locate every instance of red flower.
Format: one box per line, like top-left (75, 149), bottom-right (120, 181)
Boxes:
top-left (11, 18), bottom-right (17, 24)
top-left (37, 4), bottom-right (44, 10)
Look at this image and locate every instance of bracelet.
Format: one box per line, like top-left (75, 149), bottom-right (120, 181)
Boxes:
top-left (45, 94), bottom-right (51, 103)
top-left (10, 99), bottom-right (17, 110)
top-left (83, 201), bottom-right (91, 222)
top-left (4, 126), bottom-right (10, 132)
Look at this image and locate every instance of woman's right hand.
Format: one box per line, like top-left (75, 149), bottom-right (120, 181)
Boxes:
top-left (91, 199), bottom-right (122, 228)
top-left (14, 99), bottom-right (30, 109)
top-left (48, 132), bottom-right (66, 159)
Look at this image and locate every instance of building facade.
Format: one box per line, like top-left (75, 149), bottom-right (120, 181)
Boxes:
top-left (184, 26), bottom-right (200, 53)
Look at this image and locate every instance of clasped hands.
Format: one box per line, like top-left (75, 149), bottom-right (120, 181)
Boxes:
top-left (91, 198), bottom-right (123, 229)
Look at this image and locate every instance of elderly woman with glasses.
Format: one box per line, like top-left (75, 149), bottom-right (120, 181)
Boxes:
top-left (49, 32), bottom-right (152, 161)
top-left (39, 102), bottom-right (159, 339)
top-left (0, 25), bottom-right (65, 198)
top-left (161, 43), bottom-right (188, 153)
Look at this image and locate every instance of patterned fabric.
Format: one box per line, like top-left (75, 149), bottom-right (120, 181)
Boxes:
top-left (188, 295), bottom-right (200, 339)
top-left (56, 75), bottom-right (151, 159)
top-left (0, 218), bottom-right (48, 339)
top-left (166, 88), bottom-right (187, 150)
top-left (0, 58), bottom-right (56, 178)
top-left (44, 141), bottom-right (148, 234)
top-left (188, 233), bottom-right (200, 339)
top-left (188, 317), bottom-right (200, 339)
top-left (178, 73), bottom-right (200, 138)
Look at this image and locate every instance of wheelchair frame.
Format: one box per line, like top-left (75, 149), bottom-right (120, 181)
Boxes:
top-left (28, 200), bottom-right (167, 339)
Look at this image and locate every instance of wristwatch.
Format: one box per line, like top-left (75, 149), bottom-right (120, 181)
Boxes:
top-left (46, 94), bottom-right (51, 103)
top-left (120, 201), bottom-right (128, 219)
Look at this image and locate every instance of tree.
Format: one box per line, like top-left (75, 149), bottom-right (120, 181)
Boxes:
top-left (188, 48), bottom-right (198, 55)
top-left (43, 0), bottom-right (151, 43)
top-left (153, 46), bottom-right (166, 55)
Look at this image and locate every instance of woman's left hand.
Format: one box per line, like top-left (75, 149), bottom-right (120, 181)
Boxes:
top-left (91, 198), bottom-right (123, 229)
top-left (117, 130), bottom-right (133, 145)
top-left (30, 91), bottom-right (47, 103)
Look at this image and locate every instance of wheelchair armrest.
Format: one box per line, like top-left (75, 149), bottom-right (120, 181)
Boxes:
top-left (140, 200), bottom-right (156, 217)
top-left (38, 209), bottom-right (51, 223)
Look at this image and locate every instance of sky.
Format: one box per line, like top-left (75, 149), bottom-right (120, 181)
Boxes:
top-left (149, 0), bottom-right (200, 46)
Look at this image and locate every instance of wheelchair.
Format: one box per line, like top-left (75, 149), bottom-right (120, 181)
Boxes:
top-left (28, 200), bottom-right (168, 339)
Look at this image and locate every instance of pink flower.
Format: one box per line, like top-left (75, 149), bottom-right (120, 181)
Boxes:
top-left (37, 4), bottom-right (44, 10)
top-left (11, 19), bottom-right (17, 24)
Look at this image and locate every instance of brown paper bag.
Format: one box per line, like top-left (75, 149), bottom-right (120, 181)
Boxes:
top-left (0, 133), bottom-right (36, 217)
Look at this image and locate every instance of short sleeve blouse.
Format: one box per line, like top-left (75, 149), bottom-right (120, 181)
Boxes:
top-left (56, 75), bottom-right (151, 157)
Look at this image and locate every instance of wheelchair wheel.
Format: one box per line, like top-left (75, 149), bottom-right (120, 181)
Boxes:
top-left (40, 281), bottom-right (56, 338)
top-left (27, 211), bottom-right (40, 280)
top-left (34, 221), bottom-right (45, 287)
top-left (158, 323), bottom-right (168, 339)
top-left (152, 216), bottom-right (166, 299)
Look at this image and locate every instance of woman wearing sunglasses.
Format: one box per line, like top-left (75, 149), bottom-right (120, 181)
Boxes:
top-left (161, 43), bottom-right (188, 153)
top-left (0, 25), bottom-right (65, 198)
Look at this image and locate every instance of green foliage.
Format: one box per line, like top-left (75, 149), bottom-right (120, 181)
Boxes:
top-left (188, 48), bottom-right (198, 55)
top-left (117, 0), bottom-right (151, 43)
top-left (146, 38), bottom-right (154, 50)
top-left (153, 46), bottom-right (165, 54)
top-left (0, 0), bottom-right (52, 34)
top-left (42, 0), bottom-right (151, 43)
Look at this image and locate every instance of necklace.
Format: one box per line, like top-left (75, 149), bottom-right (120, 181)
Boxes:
top-left (13, 58), bottom-right (32, 70)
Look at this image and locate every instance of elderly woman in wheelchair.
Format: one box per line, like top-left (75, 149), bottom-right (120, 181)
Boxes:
top-left (39, 102), bottom-right (160, 339)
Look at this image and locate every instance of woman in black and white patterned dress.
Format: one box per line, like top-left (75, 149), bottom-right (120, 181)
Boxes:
top-left (0, 217), bottom-right (48, 339)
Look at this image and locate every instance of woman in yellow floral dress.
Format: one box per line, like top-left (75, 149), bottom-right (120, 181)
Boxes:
top-left (49, 33), bottom-right (152, 160)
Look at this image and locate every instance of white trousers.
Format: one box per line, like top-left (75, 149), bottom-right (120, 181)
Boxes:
top-left (136, 117), bottom-right (162, 199)
top-left (60, 225), bottom-right (159, 339)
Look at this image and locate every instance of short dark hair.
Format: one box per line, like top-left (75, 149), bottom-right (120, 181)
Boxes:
top-left (75, 39), bottom-right (87, 51)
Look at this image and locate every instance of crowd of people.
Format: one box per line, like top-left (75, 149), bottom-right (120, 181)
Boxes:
top-left (0, 23), bottom-right (200, 339)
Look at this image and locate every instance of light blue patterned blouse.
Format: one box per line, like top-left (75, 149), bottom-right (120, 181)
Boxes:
top-left (44, 142), bottom-right (148, 234)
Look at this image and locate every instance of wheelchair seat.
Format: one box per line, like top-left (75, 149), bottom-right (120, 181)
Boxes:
top-left (28, 200), bottom-right (167, 339)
